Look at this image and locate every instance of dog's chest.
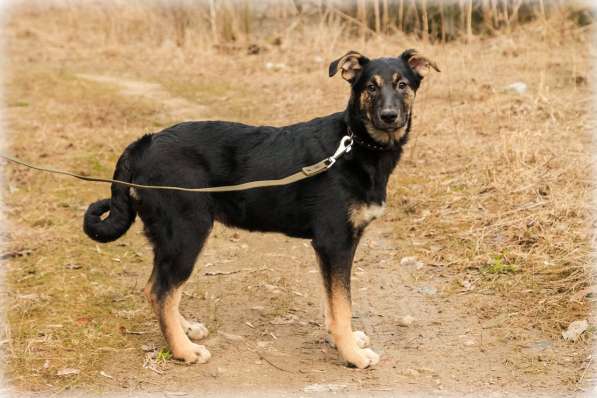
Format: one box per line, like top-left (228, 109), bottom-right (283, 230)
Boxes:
top-left (348, 202), bottom-right (386, 229)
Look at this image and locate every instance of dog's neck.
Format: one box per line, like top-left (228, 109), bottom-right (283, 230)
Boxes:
top-left (339, 109), bottom-right (410, 204)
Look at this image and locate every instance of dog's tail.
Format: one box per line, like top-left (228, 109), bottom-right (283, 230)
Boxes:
top-left (83, 135), bottom-right (150, 243)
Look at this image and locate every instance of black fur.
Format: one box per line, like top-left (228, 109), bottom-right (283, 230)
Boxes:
top-left (83, 49), bottom-right (437, 367)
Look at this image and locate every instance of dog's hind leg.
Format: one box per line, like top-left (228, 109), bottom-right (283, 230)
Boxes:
top-left (145, 214), bottom-right (213, 364)
top-left (146, 267), bottom-right (208, 341)
top-left (313, 233), bottom-right (379, 369)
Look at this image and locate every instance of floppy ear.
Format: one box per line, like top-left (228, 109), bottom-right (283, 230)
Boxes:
top-left (401, 49), bottom-right (440, 78)
top-left (329, 51), bottom-right (370, 83)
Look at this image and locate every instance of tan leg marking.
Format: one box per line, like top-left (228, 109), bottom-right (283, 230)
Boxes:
top-left (328, 281), bottom-right (379, 368)
top-left (145, 271), bottom-right (210, 356)
top-left (372, 74), bottom-right (384, 87)
top-left (144, 268), bottom-right (158, 314)
top-left (158, 286), bottom-right (211, 364)
top-left (322, 293), bottom-right (370, 349)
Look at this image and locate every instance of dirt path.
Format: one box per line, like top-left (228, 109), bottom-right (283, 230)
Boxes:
top-left (87, 218), bottom-right (577, 397)
top-left (4, 67), bottom-right (585, 396)
top-left (55, 74), bottom-right (582, 397)
top-left (76, 74), bottom-right (208, 120)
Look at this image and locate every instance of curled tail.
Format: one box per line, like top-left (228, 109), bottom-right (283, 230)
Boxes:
top-left (83, 136), bottom-right (150, 243)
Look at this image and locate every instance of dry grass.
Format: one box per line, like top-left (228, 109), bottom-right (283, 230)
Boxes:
top-left (1, 1), bottom-right (594, 394)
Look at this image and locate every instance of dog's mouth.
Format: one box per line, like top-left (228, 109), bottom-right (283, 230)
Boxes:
top-left (371, 115), bottom-right (408, 132)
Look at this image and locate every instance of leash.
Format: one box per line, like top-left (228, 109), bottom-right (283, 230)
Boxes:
top-left (0, 135), bottom-right (353, 192)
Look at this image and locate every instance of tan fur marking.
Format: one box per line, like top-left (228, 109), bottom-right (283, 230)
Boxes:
top-left (365, 122), bottom-right (392, 144)
top-left (323, 290), bottom-right (333, 332)
top-left (392, 72), bottom-right (401, 83)
top-left (315, 252), bottom-right (333, 333)
top-left (407, 51), bottom-right (440, 77)
top-left (328, 281), bottom-right (352, 348)
top-left (366, 121), bottom-right (409, 144)
top-left (372, 75), bottom-right (383, 87)
top-left (359, 91), bottom-right (373, 122)
top-left (159, 287), bottom-right (211, 363)
top-left (340, 56), bottom-right (362, 82)
top-left (144, 268), bottom-right (157, 312)
top-left (160, 287), bottom-right (188, 354)
top-left (349, 202), bottom-right (386, 229)
top-left (328, 281), bottom-right (379, 368)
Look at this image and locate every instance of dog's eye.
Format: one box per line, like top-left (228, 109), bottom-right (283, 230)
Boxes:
top-left (398, 82), bottom-right (407, 90)
top-left (367, 84), bottom-right (377, 93)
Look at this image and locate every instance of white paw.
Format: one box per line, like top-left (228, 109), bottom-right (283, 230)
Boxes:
top-left (174, 343), bottom-right (211, 364)
top-left (184, 321), bottom-right (209, 340)
top-left (347, 348), bottom-right (380, 369)
top-left (326, 330), bottom-right (370, 349)
top-left (353, 330), bottom-right (370, 348)
top-left (361, 347), bottom-right (380, 366)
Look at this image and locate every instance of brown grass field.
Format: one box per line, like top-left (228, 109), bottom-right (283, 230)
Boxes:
top-left (0, 2), bottom-right (595, 396)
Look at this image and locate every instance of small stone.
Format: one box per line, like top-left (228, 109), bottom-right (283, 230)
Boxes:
top-left (418, 367), bottom-right (434, 374)
top-left (303, 384), bottom-right (347, 392)
top-left (562, 319), bottom-right (589, 342)
top-left (505, 81), bottom-right (528, 94)
top-left (99, 371), bottom-right (113, 379)
top-left (141, 344), bottom-right (156, 352)
top-left (528, 340), bottom-right (553, 352)
top-left (417, 286), bottom-right (437, 295)
top-left (210, 367), bottom-right (224, 378)
top-left (397, 315), bottom-right (415, 327)
top-left (265, 62), bottom-right (287, 71)
top-left (463, 339), bottom-right (476, 347)
top-left (57, 368), bottom-right (80, 377)
top-left (400, 256), bottom-right (424, 269)
top-left (218, 331), bottom-right (244, 341)
top-left (403, 368), bottom-right (420, 377)
top-left (263, 284), bottom-right (281, 294)
top-left (460, 279), bottom-right (473, 291)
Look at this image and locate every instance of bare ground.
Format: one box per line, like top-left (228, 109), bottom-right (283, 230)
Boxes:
top-left (1, 5), bottom-right (594, 397)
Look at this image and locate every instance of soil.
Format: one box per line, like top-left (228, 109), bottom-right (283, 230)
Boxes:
top-left (31, 72), bottom-right (587, 398)
top-left (3, 7), bottom-right (594, 397)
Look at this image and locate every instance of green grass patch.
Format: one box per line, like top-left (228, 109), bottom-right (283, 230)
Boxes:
top-left (156, 347), bottom-right (172, 364)
top-left (483, 255), bottom-right (519, 275)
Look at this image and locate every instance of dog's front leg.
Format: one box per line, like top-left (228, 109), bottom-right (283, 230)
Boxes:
top-left (313, 240), bottom-right (380, 369)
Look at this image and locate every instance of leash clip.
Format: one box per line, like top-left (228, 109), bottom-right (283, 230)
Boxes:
top-left (325, 135), bottom-right (353, 169)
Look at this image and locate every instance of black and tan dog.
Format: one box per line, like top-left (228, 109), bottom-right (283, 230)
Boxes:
top-left (84, 49), bottom-right (439, 369)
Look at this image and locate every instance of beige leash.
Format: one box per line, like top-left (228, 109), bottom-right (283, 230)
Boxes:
top-left (0, 136), bottom-right (353, 192)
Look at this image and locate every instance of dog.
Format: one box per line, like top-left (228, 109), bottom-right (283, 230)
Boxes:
top-left (83, 49), bottom-right (439, 369)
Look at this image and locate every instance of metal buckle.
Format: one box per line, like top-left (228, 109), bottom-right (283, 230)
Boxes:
top-left (325, 135), bottom-right (353, 169)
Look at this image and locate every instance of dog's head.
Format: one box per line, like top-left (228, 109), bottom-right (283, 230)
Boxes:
top-left (329, 49), bottom-right (439, 146)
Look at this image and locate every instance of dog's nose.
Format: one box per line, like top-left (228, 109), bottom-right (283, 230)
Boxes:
top-left (380, 109), bottom-right (398, 123)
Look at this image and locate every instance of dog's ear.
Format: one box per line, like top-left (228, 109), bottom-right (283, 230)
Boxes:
top-left (329, 51), bottom-right (370, 83)
top-left (401, 49), bottom-right (440, 78)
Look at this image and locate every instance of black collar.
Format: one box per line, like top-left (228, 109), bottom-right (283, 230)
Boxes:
top-left (347, 126), bottom-right (394, 151)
